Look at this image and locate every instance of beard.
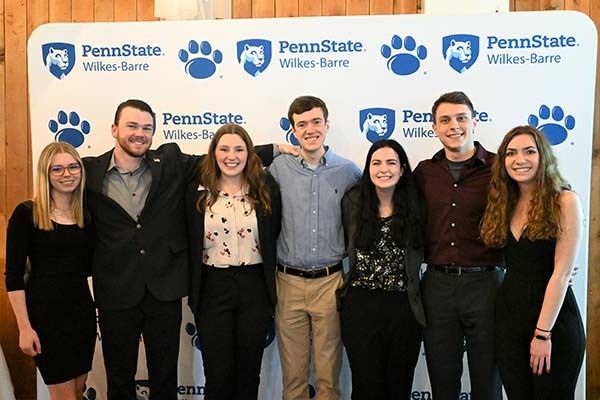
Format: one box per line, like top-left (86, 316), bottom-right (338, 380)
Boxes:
top-left (117, 134), bottom-right (151, 158)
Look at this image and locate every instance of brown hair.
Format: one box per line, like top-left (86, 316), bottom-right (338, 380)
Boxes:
top-left (480, 125), bottom-right (567, 247)
top-left (196, 124), bottom-right (271, 214)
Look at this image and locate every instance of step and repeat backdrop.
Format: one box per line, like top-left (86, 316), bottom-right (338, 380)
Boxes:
top-left (28, 11), bottom-right (596, 400)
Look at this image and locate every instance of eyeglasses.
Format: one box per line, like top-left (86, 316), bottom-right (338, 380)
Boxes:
top-left (49, 162), bottom-right (82, 176)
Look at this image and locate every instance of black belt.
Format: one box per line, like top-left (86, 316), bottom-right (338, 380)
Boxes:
top-left (430, 264), bottom-right (501, 276)
top-left (277, 263), bottom-right (342, 279)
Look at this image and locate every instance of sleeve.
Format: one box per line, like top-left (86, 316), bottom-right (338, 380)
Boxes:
top-left (5, 202), bottom-right (34, 291)
top-left (255, 144), bottom-right (275, 167)
top-left (266, 172), bottom-right (282, 238)
top-left (178, 145), bottom-right (202, 185)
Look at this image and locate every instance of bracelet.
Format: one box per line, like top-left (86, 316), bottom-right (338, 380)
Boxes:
top-left (534, 334), bottom-right (551, 341)
top-left (536, 326), bottom-right (552, 333)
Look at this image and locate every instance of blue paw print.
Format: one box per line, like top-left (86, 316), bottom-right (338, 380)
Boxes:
top-left (179, 40), bottom-right (223, 79)
top-left (279, 117), bottom-right (299, 146)
top-left (528, 105), bottom-right (575, 145)
top-left (381, 35), bottom-right (427, 76)
top-left (185, 322), bottom-right (201, 350)
top-left (48, 111), bottom-right (90, 148)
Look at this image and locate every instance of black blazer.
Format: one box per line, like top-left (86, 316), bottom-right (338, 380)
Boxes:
top-left (185, 172), bottom-right (281, 314)
top-left (84, 143), bottom-right (274, 310)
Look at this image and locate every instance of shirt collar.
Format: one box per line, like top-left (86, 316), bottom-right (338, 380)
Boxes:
top-left (298, 146), bottom-right (334, 168)
top-left (107, 151), bottom-right (148, 174)
top-left (432, 141), bottom-right (490, 166)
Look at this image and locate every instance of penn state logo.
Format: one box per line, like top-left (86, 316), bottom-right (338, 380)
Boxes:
top-left (359, 108), bottom-right (395, 143)
top-left (41, 42), bottom-right (76, 80)
top-left (236, 39), bottom-right (272, 77)
top-left (442, 34), bottom-right (479, 73)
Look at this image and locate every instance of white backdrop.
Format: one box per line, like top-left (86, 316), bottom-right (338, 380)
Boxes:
top-left (27, 11), bottom-right (596, 399)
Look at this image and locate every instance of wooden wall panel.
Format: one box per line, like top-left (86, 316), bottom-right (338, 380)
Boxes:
top-left (27, 0), bottom-right (48, 34)
top-left (566, 0), bottom-right (591, 12)
top-left (233, 0), bottom-right (252, 18)
top-left (115, 0), bottom-right (137, 21)
top-left (370, 0), bottom-right (394, 14)
top-left (299, 0), bottom-right (322, 16)
top-left (49, 0), bottom-right (71, 22)
top-left (515, 0), bottom-right (541, 10)
top-left (346, 0), bottom-right (369, 15)
top-left (394, 0), bottom-right (418, 14)
top-left (252, 0), bottom-right (275, 17)
top-left (73, 0), bottom-right (94, 22)
top-left (323, 0), bottom-right (345, 16)
top-left (276, 0), bottom-right (298, 17)
top-left (542, 0), bottom-right (565, 9)
top-left (136, 0), bottom-right (156, 21)
top-left (94, 0), bottom-right (114, 22)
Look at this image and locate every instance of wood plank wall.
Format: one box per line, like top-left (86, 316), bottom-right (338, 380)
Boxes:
top-left (0, 0), bottom-right (598, 399)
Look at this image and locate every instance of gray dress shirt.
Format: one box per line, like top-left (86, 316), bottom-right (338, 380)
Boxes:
top-left (102, 154), bottom-right (152, 221)
top-left (269, 149), bottom-right (361, 270)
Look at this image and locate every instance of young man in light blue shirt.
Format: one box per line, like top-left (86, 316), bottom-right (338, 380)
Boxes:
top-left (269, 96), bottom-right (361, 400)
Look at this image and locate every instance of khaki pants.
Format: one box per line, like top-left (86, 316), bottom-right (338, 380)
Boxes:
top-left (276, 270), bottom-right (343, 400)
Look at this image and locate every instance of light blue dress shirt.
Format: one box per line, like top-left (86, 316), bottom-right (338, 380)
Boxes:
top-left (269, 149), bottom-right (361, 270)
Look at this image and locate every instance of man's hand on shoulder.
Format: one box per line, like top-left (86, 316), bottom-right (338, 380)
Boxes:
top-left (275, 143), bottom-right (300, 156)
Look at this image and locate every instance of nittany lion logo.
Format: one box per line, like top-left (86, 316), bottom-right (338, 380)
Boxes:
top-left (42, 42), bottom-right (76, 80)
top-left (442, 34), bottom-right (479, 74)
top-left (359, 108), bottom-right (396, 143)
top-left (236, 39), bottom-right (272, 77)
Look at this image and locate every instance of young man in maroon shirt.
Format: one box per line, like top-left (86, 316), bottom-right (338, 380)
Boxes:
top-left (414, 91), bottom-right (504, 400)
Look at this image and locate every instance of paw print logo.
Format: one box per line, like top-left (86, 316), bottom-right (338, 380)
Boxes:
top-left (381, 35), bottom-right (427, 76)
top-left (279, 117), bottom-right (299, 145)
top-left (185, 322), bottom-right (202, 350)
top-left (48, 111), bottom-right (91, 148)
top-left (178, 40), bottom-right (223, 79)
top-left (527, 105), bottom-right (575, 145)
top-left (83, 386), bottom-right (97, 400)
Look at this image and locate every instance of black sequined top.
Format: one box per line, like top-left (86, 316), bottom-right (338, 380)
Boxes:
top-left (350, 217), bottom-right (407, 291)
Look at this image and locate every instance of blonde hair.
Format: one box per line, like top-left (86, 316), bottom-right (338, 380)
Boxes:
top-left (480, 126), bottom-right (567, 247)
top-left (33, 142), bottom-right (86, 230)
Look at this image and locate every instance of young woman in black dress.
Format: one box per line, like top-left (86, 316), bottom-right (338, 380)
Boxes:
top-left (480, 126), bottom-right (585, 399)
top-left (6, 142), bottom-right (95, 400)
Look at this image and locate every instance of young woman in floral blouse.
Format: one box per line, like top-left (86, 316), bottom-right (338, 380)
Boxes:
top-left (185, 123), bottom-right (281, 400)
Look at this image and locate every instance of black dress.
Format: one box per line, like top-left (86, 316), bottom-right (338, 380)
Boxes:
top-left (495, 231), bottom-right (585, 399)
top-left (5, 201), bottom-right (96, 384)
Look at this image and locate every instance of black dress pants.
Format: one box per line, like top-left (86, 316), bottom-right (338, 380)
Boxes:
top-left (340, 286), bottom-right (421, 400)
top-left (194, 264), bottom-right (272, 400)
top-left (98, 290), bottom-right (182, 400)
top-left (422, 268), bottom-right (504, 400)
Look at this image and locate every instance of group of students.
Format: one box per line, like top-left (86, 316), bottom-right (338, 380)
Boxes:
top-left (5, 92), bottom-right (585, 400)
